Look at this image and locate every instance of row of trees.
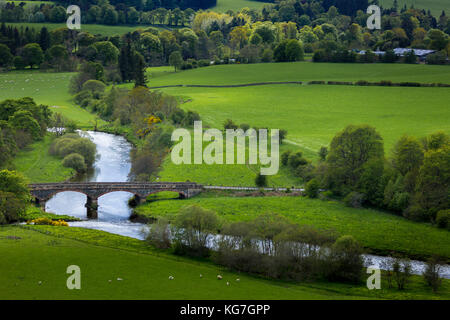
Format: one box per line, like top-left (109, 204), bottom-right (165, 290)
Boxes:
top-left (288, 125), bottom-right (449, 227)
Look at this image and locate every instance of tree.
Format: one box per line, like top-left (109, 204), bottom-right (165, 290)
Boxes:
top-left (169, 51), bottom-right (183, 72)
top-left (93, 41), bottom-right (119, 66)
top-left (255, 173), bottom-right (267, 187)
top-left (0, 169), bottom-right (29, 224)
top-left (0, 44), bottom-right (13, 67)
top-left (9, 110), bottom-right (42, 140)
top-left (412, 144), bottom-right (450, 221)
top-left (21, 43), bottom-right (44, 68)
top-left (305, 178), bottom-right (320, 198)
top-left (392, 135), bottom-right (424, 176)
top-left (39, 27), bottom-right (50, 51)
top-left (326, 125), bottom-right (384, 196)
top-left (133, 51), bottom-right (147, 87)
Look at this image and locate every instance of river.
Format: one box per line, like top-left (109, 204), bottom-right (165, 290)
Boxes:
top-left (44, 130), bottom-right (450, 279)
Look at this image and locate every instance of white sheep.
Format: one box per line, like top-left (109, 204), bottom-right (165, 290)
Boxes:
top-left (169, 276), bottom-right (174, 280)
top-left (236, 278), bottom-right (240, 282)
top-left (199, 274), bottom-right (203, 278)
top-left (217, 275), bottom-right (223, 280)
top-left (226, 282), bottom-right (230, 286)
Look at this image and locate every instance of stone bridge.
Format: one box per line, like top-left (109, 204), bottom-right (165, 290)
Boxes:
top-left (29, 182), bottom-right (203, 218)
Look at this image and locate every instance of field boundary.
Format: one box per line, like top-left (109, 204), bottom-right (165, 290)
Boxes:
top-left (148, 80), bottom-right (450, 89)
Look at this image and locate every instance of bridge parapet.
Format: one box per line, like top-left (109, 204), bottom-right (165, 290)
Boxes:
top-left (29, 182), bottom-right (203, 218)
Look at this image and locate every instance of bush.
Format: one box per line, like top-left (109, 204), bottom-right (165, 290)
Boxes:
top-left (146, 218), bottom-right (171, 249)
top-left (426, 51), bottom-right (448, 65)
top-left (423, 256), bottom-right (443, 292)
top-left (281, 150), bottom-right (291, 166)
top-left (172, 205), bottom-right (219, 258)
top-left (393, 258), bottom-right (412, 290)
top-left (255, 173), bottom-right (267, 187)
top-left (344, 192), bottom-right (366, 208)
top-left (305, 179), bottom-right (320, 198)
top-left (436, 209), bottom-right (449, 229)
top-left (62, 153), bottom-right (87, 173)
top-left (27, 217), bottom-right (68, 226)
top-left (325, 235), bottom-right (364, 283)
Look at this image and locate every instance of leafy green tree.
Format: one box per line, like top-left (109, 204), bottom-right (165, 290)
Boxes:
top-left (21, 43), bottom-right (44, 68)
top-left (169, 51), bottom-right (183, 72)
top-left (0, 44), bottom-right (13, 67)
top-left (0, 169), bottom-right (29, 224)
top-left (392, 135), bottom-right (424, 176)
top-left (412, 145), bottom-right (450, 221)
top-left (62, 153), bottom-right (87, 173)
top-left (326, 125), bottom-right (384, 196)
top-left (255, 173), bottom-right (267, 187)
top-left (9, 110), bottom-right (42, 140)
top-left (93, 41), bottom-right (119, 66)
top-left (305, 178), bottom-right (320, 198)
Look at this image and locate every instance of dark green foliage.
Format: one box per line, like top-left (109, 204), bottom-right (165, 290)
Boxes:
top-left (436, 210), bottom-right (449, 229)
top-left (0, 170), bottom-right (29, 224)
top-left (62, 153), bottom-right (87, 173)
top-left (325, 125), bottom-right (384, 197)
top-left (255, 173), bottom-right (267, 187)
top-left (305, 178), bottom-right (320, 198)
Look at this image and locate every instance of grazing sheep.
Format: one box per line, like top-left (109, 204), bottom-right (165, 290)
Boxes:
top-left (226, 282), bottom-right (230, 286)
top-left (169, 276), bottom-right (174, 280)
top-left (199, 274), bottom-right (203, 278)
top-left (217, 275), bottom-right (223, 280)
top-left (236, 278), bottom-right (240, 282)
top-left (117, 278), bottom-right (123, 281)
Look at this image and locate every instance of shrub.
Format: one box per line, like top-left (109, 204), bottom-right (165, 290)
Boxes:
top-left (305, 179), bottom-right (320, 198)
top-left (172, 205), bottom-right (219, 258)
top-left (223, 119), bottom-right (238, 130)
top-left (344, 191), bottom-right (366, 208)
top-left (146, 218), bottom-right (171, 249)
top-left (27, 217), bottom-right (68, 226)
top-left (423, 256), bottom-right (443, 292)
top-left (62, 153), bottom-right (87, 173)
top-left (393, 258), bottom-right (412, 290)
top-left (325, 235), bottom-right (364, 283)
top-left (255, 173), bottom-right (267, 187)
top-left (281, 150), bottom-right (291, 166)
top-left (436, 209), bottom-right (449, 229)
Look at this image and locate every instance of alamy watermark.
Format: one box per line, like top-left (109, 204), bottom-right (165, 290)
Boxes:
top-left (66, 265), bottom-right (81, 289)
top-left (66, 5), bottom-right (81, 30)
top-left (171, 121), bottom-right (279, 175)
top-left (366, 266), bottom-right (381, 290)
top-left (367, 5), bottom-right (381, 30)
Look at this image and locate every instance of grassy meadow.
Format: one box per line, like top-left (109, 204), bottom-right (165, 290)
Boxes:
top-left (5, 22), bottom-right (171, 36)
top-left (379, 0), bottom-right (450, 16)
top-left (135, 194), bottom-right (450, 261)
top-left (213, 0), bottom-right (271, 12)
top-left (1, 225), bottom-right (448, 300)
top-left (11, 134), bottom-right (74, 183)
top-left (137, 63), bottom-right (450, 186)
top-left (0, 71), bottom-right (99, 128)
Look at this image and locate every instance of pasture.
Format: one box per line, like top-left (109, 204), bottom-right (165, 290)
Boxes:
top-left (4, 22), bottom-right (168, 37)
top-left (0, 71), bottom-right (99, 128)
top-left (1, 225), bottom-right (447, 300)
top-left (379, 0), bottom-right (449, 16)
top-left (12, 134), bottom-right (74, 183)
top-left (213, 0), bottom-right (272, 12)
top-left (142, 62), bottom-right (450, 186)
top-left (135, 194), bottom-right (450, 261)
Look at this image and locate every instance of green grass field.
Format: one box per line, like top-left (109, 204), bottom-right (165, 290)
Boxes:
top-left (1, 225), bottom-right (447, 299)
top-left (147, 62), bottom-right (450, 86)
top-left (135, 194), bottom-right (450, 261)
top-left (5, 22), bottom-right (170, 37)
top-left (11, 134), bottom-right (74, 183)
top-left (0, 71), bottom-right (99, 128)
top-left (379, 0), bottom-right (449, 16)
top-left (141, 62), bottom-right (450, 186)
top-left (213, 0), bottom-right (272, 12)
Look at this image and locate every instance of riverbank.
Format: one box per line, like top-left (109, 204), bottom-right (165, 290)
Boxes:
top-left (133, 192), bottom-right (450, 263)
top-left (2, 225), bottom-right (448, 300)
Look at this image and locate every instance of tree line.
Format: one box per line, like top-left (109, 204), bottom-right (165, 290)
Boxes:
top-left (279, 125), bottom-right (450, 229)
